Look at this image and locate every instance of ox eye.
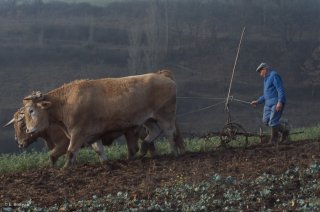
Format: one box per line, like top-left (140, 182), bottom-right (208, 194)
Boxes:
top-left (29, 109), bottom-right (34, 115)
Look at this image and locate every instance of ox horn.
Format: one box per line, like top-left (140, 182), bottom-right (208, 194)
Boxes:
top-left (3, 118), bottom-right (15, 127)
top-left (23, 91), bottom-right (43, 101)
top-left (18, 107), bottom-right (25, 113)
top-left (18, 107), bottom-right (25, 122)
top-left (17, 113), bottom-right (24, 122)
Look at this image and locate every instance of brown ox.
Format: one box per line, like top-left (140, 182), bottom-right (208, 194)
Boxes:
top-left (22, 70), bottom-right (184, 167)
top-left (4, 109), bottom-right (157, 166)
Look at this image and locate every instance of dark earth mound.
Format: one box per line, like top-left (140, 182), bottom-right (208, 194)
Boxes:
top-left (1, 140), bottom-right (320, 209)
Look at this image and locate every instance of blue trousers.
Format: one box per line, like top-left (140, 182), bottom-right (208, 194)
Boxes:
top-left (262, 104), bottom-right (285, 127)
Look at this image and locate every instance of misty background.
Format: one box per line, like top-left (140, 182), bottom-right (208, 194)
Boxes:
top-left (0, 0), bottom-right (319, 153)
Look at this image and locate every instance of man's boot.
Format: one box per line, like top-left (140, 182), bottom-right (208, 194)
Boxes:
top-left (269, 125), bottom-right (280, 145)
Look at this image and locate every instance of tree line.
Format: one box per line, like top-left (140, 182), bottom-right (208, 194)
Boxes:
top-left (1, 0), bottom-right (320, 152)
top-left (0, 0), bottom-right (319, 76)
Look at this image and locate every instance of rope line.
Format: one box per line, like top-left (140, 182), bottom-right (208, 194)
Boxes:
top-left (177, 94), bottom-right (261, 120)
top-left (177, 96), bottom-right (226, 101)
top-left (231, 98), bottom-right (251, 104)
top-left (178, 95), bottom-right (251, 105)
top-left (177, 101), bottom-right (225, 117)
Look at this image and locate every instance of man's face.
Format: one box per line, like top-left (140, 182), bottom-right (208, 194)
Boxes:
top-left (259, 68), bottom-right (267, 78)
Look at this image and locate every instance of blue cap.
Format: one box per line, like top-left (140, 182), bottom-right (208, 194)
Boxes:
top-left (256, 62), bottom-right (269, 72)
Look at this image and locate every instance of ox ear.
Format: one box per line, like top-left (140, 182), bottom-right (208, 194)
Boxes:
top-left (37, 101), bottom-right (52, 110)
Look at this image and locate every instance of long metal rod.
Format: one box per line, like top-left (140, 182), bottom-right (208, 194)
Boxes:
top-left (225, 27), bottom-right (246, 110)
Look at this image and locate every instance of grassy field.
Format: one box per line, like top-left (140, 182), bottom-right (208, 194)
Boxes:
top-left (0, 125), bottom-right (319, 175)
top-left (1, 125), bottom-right (320, 211)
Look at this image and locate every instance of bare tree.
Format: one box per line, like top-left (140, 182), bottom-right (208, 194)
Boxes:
top-left (128, 24), bottom-right (144, 75)
top-left (144, 0), bottom-right (169, 71)
top-left (128, 0), bottom-right (169, 74)
top-left (301, 46), bottom-right (320, 96)
top-left (85, 15), bottom-right (95, 45)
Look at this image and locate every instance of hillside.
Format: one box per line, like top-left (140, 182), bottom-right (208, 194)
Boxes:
top-left (0, 0), bottom-right (320, 153)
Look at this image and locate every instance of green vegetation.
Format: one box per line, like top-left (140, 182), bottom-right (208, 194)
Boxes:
top-left (3, 163), bottom-right (320, 211)
top-left (1, 125), bottom-right (320, 211)
top-left (290, 124), bottom-right (320, 141)
top-left (1, 125), bottom-right (320, 175)
top-left (0, 143), bottom-right (130, 174)
top-left (0, 151), bottom-right (49, 175)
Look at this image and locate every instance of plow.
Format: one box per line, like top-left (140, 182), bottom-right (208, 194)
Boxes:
top-left (200, 103), bottom-right (302, 149)
top-left (181, 27), bottom-right (303, 148)
top-left (204, 27), bottom-right (262, 148)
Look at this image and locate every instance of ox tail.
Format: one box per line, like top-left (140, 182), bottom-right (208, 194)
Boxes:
top-left (174, 121), bottom-right (185, 154)
top-left (156, 69), bottom-right (175, 81)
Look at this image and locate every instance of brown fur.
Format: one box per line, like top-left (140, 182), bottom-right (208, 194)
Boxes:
top-left (23, 71), bottom-right (184, 168)
top-left (156, 69), bottom-right (175, 80)
top-left (11, 110), bottom-right (151, 165)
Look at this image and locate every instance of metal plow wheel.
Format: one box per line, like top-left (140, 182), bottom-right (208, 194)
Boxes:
top-left (219, 122), bottom-right (249, 148)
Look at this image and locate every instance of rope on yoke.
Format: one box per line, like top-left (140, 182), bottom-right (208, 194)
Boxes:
top-left (177, 100), bottom-right (225, 117)
top-left (177, 96), bottom-right (255, 118)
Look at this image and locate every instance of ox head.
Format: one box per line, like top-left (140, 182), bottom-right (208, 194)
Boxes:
top-left (23, 91), bottom-right (51, 134)
top-left (4, 108), bottom-right (38, 149)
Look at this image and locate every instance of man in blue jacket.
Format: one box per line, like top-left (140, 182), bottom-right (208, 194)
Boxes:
top-left (251, 63), bottom-right (288, 144)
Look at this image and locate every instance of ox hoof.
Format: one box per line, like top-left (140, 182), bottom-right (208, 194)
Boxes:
top-left (104, 165), bottom-right (112, 172)
top-left (140, 142), bottom-right (149, 157)
top-left (150, 150), bottom-right (159, 158)
top-left (49, 158), bottom-right (58, 167)
top-left (102, 161), bottom-right (113, 171)
top-left (62, 165), bottom-right (70, 170)
top-left (127, 155), bottom-right (138, 160)
top-left (178, 146), bottom-right (186, 155)
top-left (171, 150), bottom-right (179, 157)
top-left (63, 161), bottom-right (74, 169)
top-left (138, 149), bottom-right (148, 158)
top-left (99, 159), bottom-right (108, 164)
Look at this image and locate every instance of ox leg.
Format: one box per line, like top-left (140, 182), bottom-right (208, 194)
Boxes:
top-left (124, 130), bottom-right (140, 160)
top-left (64, 134), bottom-right (85, 168)
top-left (65, 149), bottom-right (80, 168)
top-left (166, 129), bottom-right (178, 157)
top-left (174, 122), bottom-right (185, 154)
top-left (140, 140), bottom-right (149, 157)
top-left (141, 120), bottom-right (161, 157)
top-left (140, 140), bottom-right (157, 158)
top-left (91, 140), bottom-right (107, 163)
top-left (153, 96), bottom-right (181, 156)
top-left (49, 142), bottom-right (69, 167)
top-left (158, 120), bottom-right (178, 156)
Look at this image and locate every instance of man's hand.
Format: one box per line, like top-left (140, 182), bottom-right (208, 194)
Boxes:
top-left (251, 100), bottom-right (258, 107)
top-left (276, 102), bottom-right (283, 112)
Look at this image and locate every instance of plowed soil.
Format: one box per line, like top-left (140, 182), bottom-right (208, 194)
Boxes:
top-left (1, 140), bottom-right (320, 208)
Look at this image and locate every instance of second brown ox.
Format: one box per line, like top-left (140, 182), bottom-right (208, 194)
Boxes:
top-left (22, 70), bottom-right (184, 168)
top-left (5, 109), bottom-right (155, 166)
